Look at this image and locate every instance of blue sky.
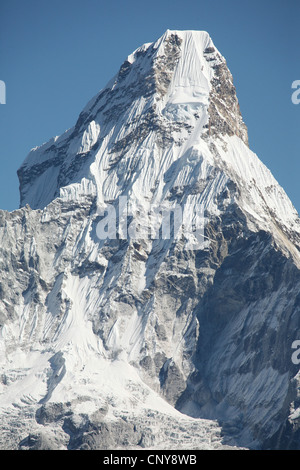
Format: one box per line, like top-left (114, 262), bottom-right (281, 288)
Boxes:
top-left (0, 0), bottom-right (299, 213)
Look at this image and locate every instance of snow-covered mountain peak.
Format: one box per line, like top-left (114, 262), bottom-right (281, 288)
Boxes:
top-left (2, 30), bottom-right (300, 450)
top-left (17, 29), bottom-right (247, 210)
top-left (17, 29), bottom-right (299, 253)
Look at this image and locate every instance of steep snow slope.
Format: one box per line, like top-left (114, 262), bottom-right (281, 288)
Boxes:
top-left (18, 31), bottom-right (300, 255)
top-left (1, 30), bottom-right (300, 450)
top-left (0, 199), bottom-right (233, 450)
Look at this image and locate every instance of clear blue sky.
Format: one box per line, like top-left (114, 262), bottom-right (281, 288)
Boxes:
top-left (0, 0), bottom-right (299, 213)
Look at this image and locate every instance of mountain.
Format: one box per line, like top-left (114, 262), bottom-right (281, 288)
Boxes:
top-left (1, 30), bottom-right (300, 450)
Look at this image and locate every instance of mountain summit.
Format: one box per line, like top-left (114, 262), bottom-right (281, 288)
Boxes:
top-left (1, 30), bottom-right (300, 450)
top-left (18, 30), bottom-right (249, 209)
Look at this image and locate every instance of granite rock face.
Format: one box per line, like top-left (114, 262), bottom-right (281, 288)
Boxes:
top-left (1, 30), bottom-right (300, 450)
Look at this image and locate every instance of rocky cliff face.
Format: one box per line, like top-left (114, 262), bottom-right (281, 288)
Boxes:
top-left (1, 30), bottom-right (300, 450)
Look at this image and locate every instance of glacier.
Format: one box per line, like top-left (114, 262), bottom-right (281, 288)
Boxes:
top-left (1, 30), bottom-right (300, 450)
